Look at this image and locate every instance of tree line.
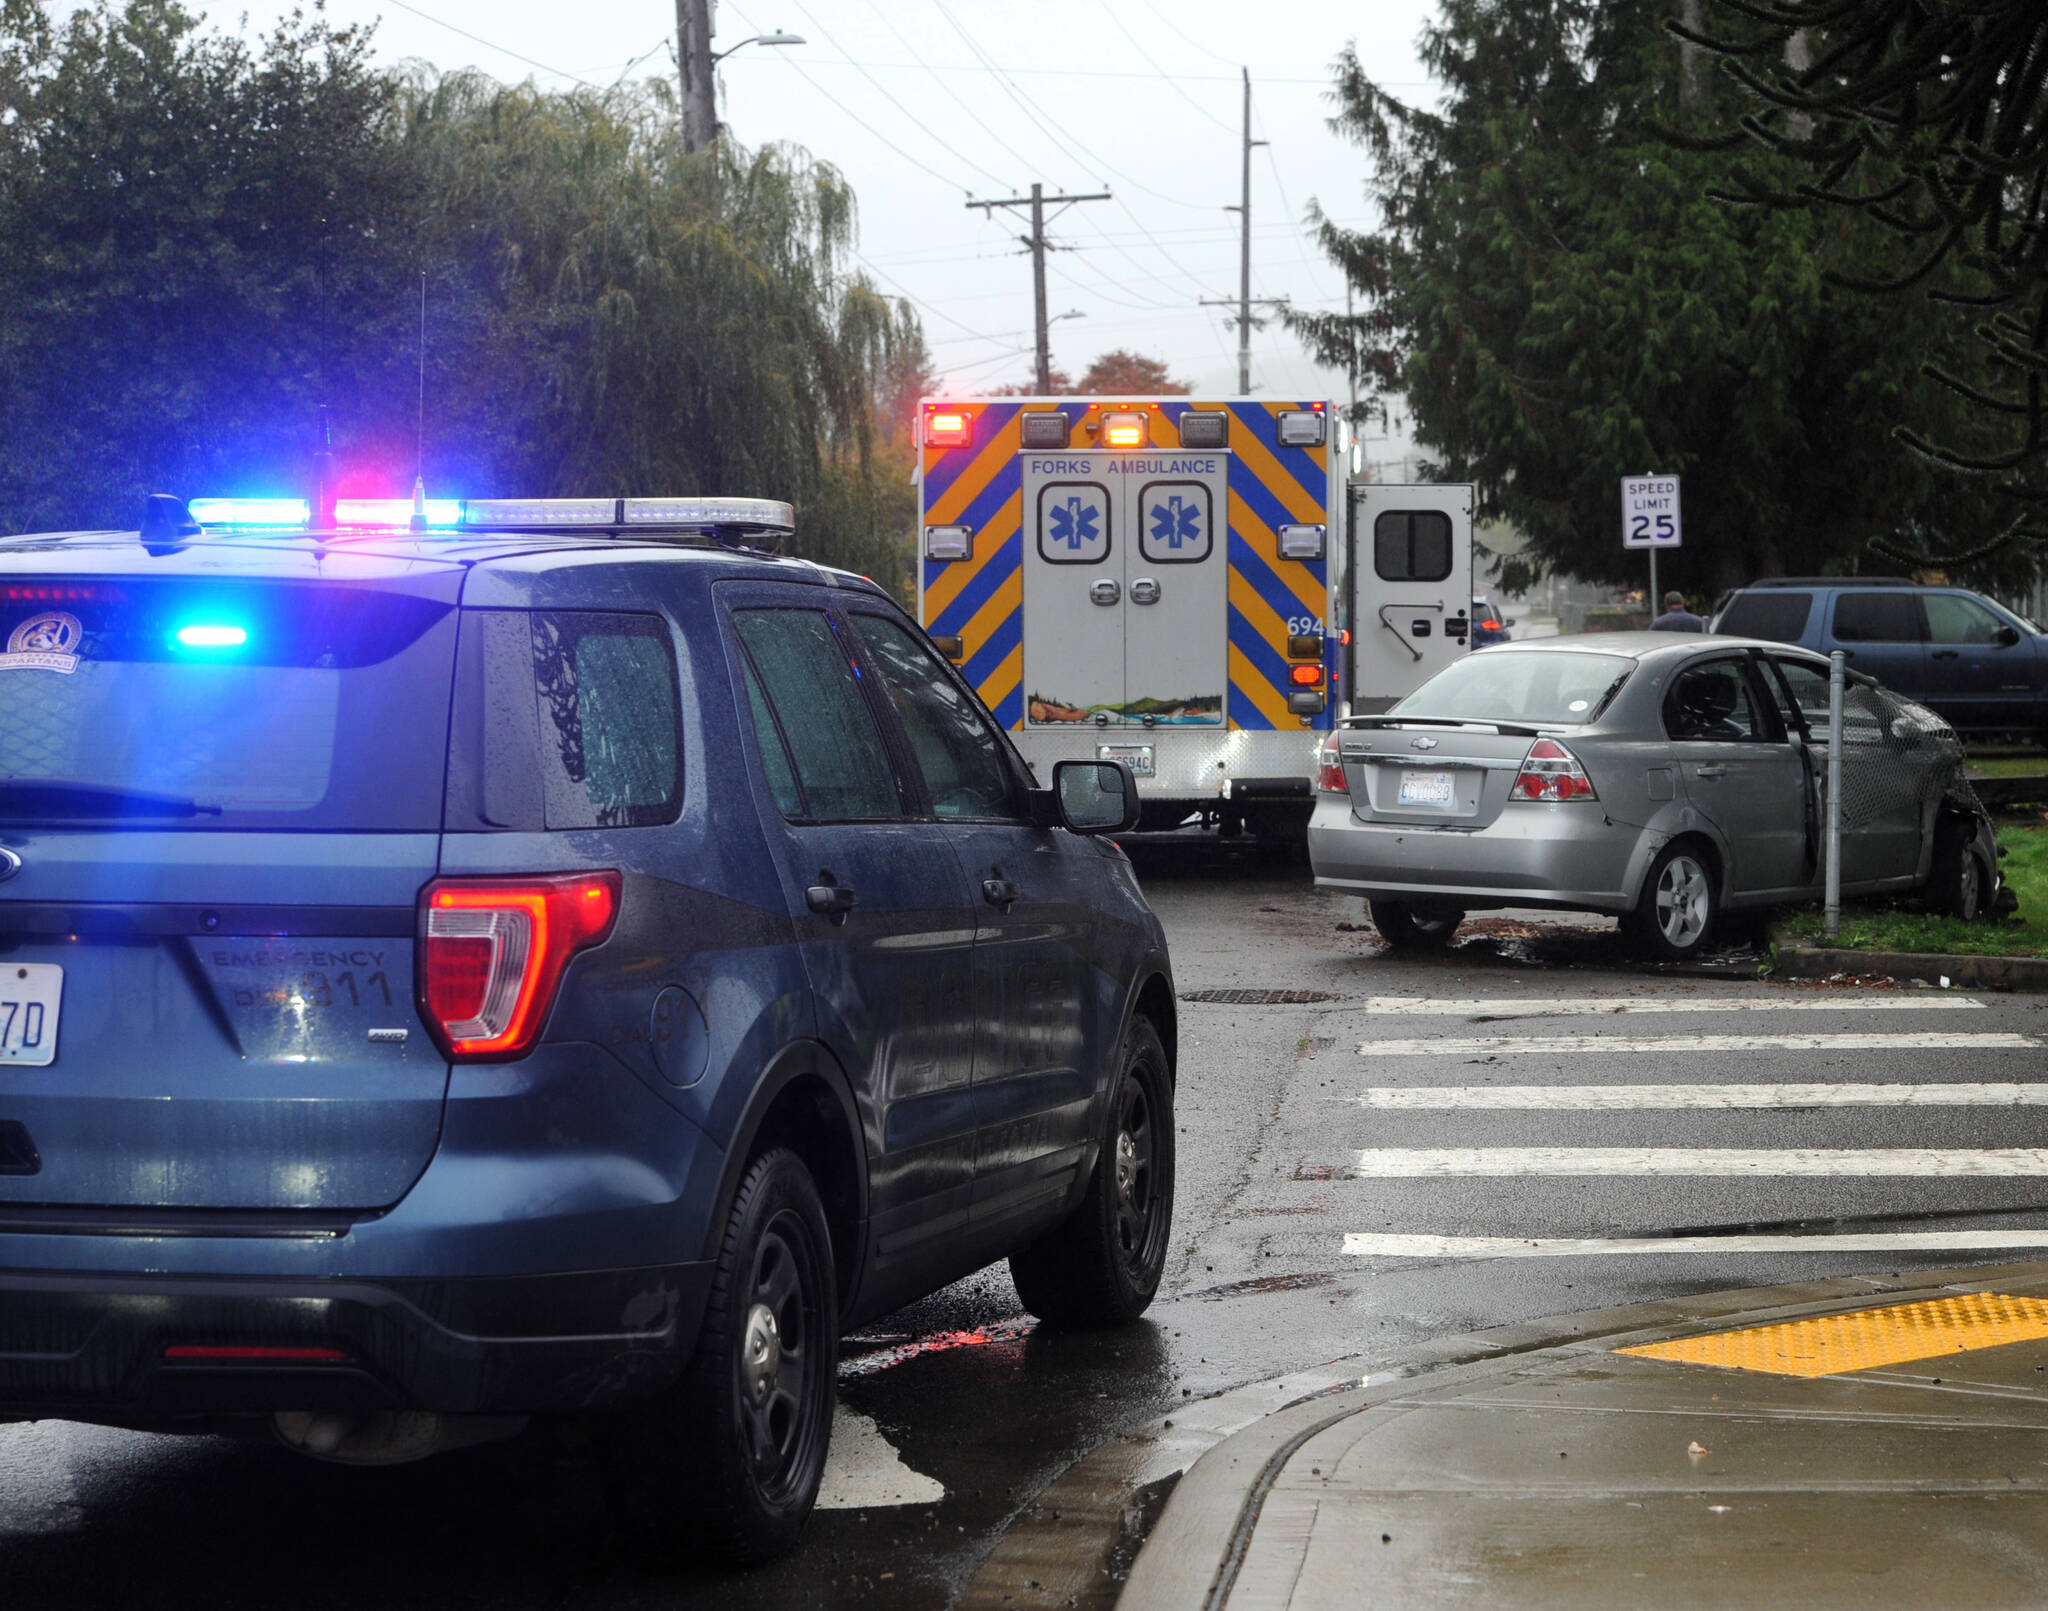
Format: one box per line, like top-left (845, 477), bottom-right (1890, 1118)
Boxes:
top-left (0, 0), bottom-right (929, 593)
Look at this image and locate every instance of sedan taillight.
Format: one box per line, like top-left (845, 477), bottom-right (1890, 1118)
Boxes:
top-left (1315, 739), bottom-right (1349, 795)
top-left (1511, 738), bottom-right (1597, 802)
top-left (418, 873), bottom-right (620, 1061)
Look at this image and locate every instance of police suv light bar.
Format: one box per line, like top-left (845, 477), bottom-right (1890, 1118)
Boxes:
top-left (462, 498), bottom-right (617, 527)
top-left (187, 495), bottom-right (796, 538)
top-left (335, 497), bottom-right (461, 528)
top-left (622, 497), bottom-right (795, 534)
top-left (188, 498), bottom-right (311, 528)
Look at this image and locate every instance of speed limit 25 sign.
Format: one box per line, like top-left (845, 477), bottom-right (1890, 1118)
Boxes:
top-left (1621, 475), bottom-right (1681, 549)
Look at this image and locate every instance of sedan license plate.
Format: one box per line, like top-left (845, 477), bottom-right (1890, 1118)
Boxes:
top-left (1098, 743), bottom-right (1155, 778)
top-left (0, 964), bottom-right (60, 1066)
top-left (1397, 770), bottom-right (1455, 807)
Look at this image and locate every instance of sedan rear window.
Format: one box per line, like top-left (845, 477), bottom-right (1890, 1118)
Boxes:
top-left (0, 580), bottom-right (455, 829)
top-left (1391, 651), bottom-right (1633, 726)
top-left (1716, 591), bottom-right (1811, 643)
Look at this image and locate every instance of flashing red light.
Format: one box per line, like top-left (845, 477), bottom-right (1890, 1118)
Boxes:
top-left (164, 1345), bottom-right (351, 1362)
top-left (419, 873), bottom-right (621, 1061)
top-left (1338, 629), bottom-right (1351, 646)
top-left (4, 585), bottom-right (120, 602)
top-left (1289, 664), bottom-right (1324, 687)
top-left (926, 409), bottom-right (972, 448)
top-left (1479, 619), bottom-right (1502, 631)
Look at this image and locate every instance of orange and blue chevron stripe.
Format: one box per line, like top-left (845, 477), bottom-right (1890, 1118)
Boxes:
top-left (919, 399), bottom-right (1334, 733)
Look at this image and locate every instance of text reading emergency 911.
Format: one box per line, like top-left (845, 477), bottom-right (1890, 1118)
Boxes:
top-left (1027, 458), bottom-right (1222, 477)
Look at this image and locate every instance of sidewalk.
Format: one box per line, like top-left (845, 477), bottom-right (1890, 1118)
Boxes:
top-left (1119, 1261), bottom-right (2048, 1610)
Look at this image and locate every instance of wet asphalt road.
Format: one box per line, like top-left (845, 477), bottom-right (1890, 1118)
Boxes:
top-left (6, 842), bottom-right (2048, 1608)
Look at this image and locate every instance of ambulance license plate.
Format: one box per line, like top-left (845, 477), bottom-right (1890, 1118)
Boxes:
top-left (1098, 744), bottom-right (1155, 778)
top-left (1397, 771), bottom-right (1454, 807)
top-left (0, 965), bottom-right (61, 1066)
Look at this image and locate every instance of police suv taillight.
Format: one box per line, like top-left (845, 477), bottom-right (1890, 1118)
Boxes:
top-left (418, 873), bottom-right (620, 1061)
top-left (1510, 739), bottom-right (1597, 802)
top-left (1315, 738), bottom-right (1348, 795)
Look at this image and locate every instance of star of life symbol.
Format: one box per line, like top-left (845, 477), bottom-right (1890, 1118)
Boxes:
top-left (1047, 494), bottom-right (1101, 550)
top-left (0, 611), bottom-right (82, 673)
top-left (1150, 494), bottom-right (1202, 549)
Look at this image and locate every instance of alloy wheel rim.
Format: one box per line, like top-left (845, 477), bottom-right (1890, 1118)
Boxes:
top-left (1114, 1075), bottom-right (1160, 1271)
top-left (736, 1216), bottom-right (820, 1494)
top-left (1960, 854), bottom-right (1980, 917)
top-left (1655, 856), bottom-right (1709, 947)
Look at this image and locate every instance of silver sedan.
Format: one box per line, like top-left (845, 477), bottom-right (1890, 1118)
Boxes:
top-left (1309, 634), bottom-right (2001, 959)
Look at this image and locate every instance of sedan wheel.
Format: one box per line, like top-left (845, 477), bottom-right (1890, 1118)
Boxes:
top-left (1631, 842), bottom-right (1717, 962)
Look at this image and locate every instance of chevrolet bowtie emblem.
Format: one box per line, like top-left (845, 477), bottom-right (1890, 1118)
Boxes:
top-left (1410, 736), bottom-right (1438, 751)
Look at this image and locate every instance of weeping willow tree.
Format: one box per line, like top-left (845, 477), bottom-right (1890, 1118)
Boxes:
top-left (0, 2), bottom-right (926, 594)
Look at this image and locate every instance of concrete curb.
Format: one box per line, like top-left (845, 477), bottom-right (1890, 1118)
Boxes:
top-left (1116, 1257), bottom-right (2048, 1610)
top-left (959, 1258), bottom-right (2048, 1611)
top-left (1774, 941), bottom-right (2048, 992)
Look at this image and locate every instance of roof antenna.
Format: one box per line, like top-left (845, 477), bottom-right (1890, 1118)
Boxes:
top-left (411, 270), bottom-right (428, 532)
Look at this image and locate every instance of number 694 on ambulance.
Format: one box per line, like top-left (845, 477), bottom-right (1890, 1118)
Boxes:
top-left (916, 397), bottom-right (1474, 838)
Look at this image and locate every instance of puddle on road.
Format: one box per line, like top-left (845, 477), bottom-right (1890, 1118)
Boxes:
top-left (838, 1316), bottom-right (1038, 1380)
top-left (1179, 1271), bottom-right (1335, 1302)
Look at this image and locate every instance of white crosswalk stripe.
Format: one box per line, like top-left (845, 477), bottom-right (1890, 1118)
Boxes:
top-left (1346, 1083), bottom-right (2048, 1109)
top-left (1353, 1147), bottom-right (2048, 1176)
top-left (1358, 1031), bottom-right (2037, 1056)
top-left (1362, 994), bottom-right (1986, 1017)
top-left (1342, 1232), bottom-right (2048, 1259)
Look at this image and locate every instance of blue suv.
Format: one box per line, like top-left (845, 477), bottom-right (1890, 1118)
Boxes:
top-left (0, 494), bottom-right (1177, 1561)
top-left (1715, 578), bottom-right (2048, 740)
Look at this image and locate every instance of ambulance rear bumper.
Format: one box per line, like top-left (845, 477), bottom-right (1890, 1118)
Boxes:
top-left (1012, 729), bottom-right (1321, 800)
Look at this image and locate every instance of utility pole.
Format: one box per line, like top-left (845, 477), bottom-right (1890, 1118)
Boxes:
top-left (1201, 69), bottom-right (1286, 393)
top-left (966, 184), bottom-right (1111, 393)
top-left (678, 0), bottom-right (715, 152)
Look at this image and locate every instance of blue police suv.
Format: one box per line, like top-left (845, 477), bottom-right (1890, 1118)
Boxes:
top-left (0, 493), bottom-right (1176, 1562)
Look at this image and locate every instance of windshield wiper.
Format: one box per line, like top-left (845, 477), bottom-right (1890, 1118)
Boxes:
top-left (0, 780), bottom-right (224, 819)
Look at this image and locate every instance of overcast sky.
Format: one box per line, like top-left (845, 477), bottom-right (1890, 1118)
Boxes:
top-left (157, 0), bottom-right (1438, 407)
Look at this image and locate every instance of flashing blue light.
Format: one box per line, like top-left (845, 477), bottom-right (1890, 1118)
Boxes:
top-left (188, 498), bottom-right (309, 528)
top-left (174, 624), bottom-right (249, 649)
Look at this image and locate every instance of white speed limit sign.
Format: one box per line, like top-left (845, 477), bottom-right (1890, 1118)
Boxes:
top-left (1621, 475), bottom-right (1681, 548)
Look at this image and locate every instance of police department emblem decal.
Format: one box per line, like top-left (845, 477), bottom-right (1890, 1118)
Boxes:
top-left (0, 611), bottom-right (83, 673)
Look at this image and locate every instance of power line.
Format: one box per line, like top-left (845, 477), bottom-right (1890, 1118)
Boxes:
top-left (1100, 10), bottom-right (1238, 135)
top-left (783, 0), bottom-right (1015, 191)
top-left (371, 0), bottom-right (598, 83)
top-left (859, 0), bottom-right (1044, 180)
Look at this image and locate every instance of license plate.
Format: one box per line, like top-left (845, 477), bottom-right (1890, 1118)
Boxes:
top-left (1397, 770), bottom-right (1455, 806)
top-left (1098, 743), bottom-right (1155, 778)
top-left (0, 964), bottom-right (60, 1066)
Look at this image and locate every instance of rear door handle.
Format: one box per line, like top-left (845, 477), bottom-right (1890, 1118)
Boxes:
top-left (982, 878), bottom-right (1020, 908)
top-left (1694, 764), bottom-right (1729, 779)
top-left (1931, 649), bottom-right (1960, 660)
top-left (805, 883), bottom-right (859, 921)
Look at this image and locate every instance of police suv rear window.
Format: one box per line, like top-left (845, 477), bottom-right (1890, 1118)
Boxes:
top-left (1716, 591), bottom-right (1812, 643)
top-left (0, 580), bottom-right (455, 829)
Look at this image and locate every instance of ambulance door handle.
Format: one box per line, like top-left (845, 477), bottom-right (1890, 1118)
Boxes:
top-left (1089, 580), bottom-right (1121, 606)
top-left (1130, 578), bottom-right (1161, 605)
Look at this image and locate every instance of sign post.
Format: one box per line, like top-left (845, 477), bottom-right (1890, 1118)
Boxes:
top-left (1621, 474), bottom-right (1682, 619)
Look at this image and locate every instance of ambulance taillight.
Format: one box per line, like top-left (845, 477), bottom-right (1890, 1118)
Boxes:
top-left (925, 409), bottom-right (972, 447)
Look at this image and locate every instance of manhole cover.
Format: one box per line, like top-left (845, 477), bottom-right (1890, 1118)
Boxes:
top-left (1180, 988), bottom-right (1338, 1005)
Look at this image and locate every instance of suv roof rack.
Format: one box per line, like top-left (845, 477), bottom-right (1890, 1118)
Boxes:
top-left (1748, 576), bottom-right (1913, 588)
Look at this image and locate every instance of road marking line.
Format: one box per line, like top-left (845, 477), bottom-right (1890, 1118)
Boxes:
top-left (1347, 1082), bottom-right (2048, 1110)
top-left (1352, 1147), bottom-right (2048, 1176)
top-left (1358, 1031), bottom-right (2037, 1056)
top-left (1341, 1232), bottom-right (2048, 1259)
top-left (1618, 1291), bottom-right (2048, 1377)
top-left (1364, 995), bottom-right (1984, 1017)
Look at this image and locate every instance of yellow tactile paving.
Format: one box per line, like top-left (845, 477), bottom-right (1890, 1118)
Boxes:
top-left (1616, 1291), bottom-right (2048, 1378)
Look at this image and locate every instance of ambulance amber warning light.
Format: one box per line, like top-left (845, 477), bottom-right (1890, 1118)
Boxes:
top-left (926, 409), bottom-right (972, 448)
top-left (1102, 411), bottom-right (1149, 448)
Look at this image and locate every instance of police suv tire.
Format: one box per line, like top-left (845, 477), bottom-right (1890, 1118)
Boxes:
top-left (1369, 901), bottom-right (1464, 949)
top-left (1929, 818), bottom-right (1986, 923)
top-left (1629, 840), bottom-right (1717, 961)
top-left (668, 1147), bottom-right (837, 1565)
top-left (1010, 1016), bottom-right (1174, 1328)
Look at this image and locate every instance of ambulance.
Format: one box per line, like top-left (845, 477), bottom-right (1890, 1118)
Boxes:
top-left (916, 395), bottom-right (1473, 836)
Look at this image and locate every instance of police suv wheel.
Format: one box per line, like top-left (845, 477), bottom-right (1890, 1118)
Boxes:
top-left (668, 1148), bottom-right (836, 1564)
top-left (1010, 1016), bottom-right (1174, 1327)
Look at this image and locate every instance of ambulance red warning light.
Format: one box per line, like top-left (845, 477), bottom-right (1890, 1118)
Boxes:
top-left (925, 407), bottom-right (972, 448)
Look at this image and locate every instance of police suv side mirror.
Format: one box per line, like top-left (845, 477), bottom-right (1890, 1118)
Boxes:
top-left (1040, 759), bottom-right (1141, 835)
top-left (1995, 624), bottom-right (2021, 647)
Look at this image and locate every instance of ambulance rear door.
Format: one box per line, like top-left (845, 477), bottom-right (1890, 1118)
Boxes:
top-left (1348, 482), bottom-right (1474, 713)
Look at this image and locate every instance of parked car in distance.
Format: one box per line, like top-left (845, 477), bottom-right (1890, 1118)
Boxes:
top-left (1472, 596), bottom-right (1515, 647)
top-left (1309, 634), bottom-right (2001, 958)
top-left (0, 495), bottom-right (1177, 1564)
top-left (1713, 577), bottom-right (2048, 740)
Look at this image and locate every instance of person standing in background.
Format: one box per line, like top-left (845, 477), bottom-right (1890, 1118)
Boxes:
top-left (1649, 590), bottom-right (1705, 633)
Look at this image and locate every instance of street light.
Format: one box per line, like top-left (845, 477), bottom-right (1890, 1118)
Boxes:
top-left (1050, 309), bottom-right (1086, 326)
top-left (712, 30), bottom-right (805, 65)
